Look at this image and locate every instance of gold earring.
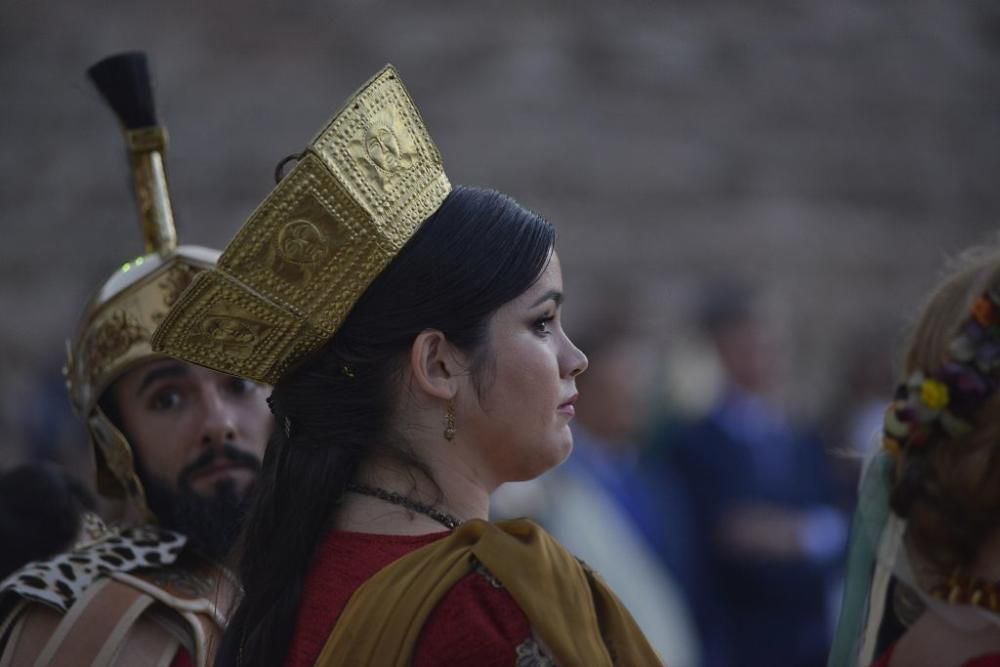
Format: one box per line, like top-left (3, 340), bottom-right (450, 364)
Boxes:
top-left (444, 402), bottom-right (456, 441)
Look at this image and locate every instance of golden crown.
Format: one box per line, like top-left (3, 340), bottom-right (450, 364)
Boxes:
top-left (152, 65), bottom-right (451, 385)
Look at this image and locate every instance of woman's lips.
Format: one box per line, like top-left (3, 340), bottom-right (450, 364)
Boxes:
top-left (557, 394), bottom-right (578, 417)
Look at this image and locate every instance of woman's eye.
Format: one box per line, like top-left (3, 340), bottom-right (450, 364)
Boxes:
top-left (533, 316), bottom-right (555, 335)
top-left (150, 390), bottom-right (182, 411)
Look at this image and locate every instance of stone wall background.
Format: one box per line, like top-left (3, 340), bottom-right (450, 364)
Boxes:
top-left (2, 0), bottom-right (999, 465)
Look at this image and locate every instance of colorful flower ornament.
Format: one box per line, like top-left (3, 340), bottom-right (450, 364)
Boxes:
top-left (918, 378), bottom-right (949, 411)
top-left (882, 288), bottom-right (1000, 457)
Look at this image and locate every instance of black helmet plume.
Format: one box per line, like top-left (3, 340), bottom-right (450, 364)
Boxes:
top-left (87, 51), bottom-right (157, 129)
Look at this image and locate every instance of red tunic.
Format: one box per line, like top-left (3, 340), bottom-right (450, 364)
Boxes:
top-left (285, 530), bottom-right (543, 667)
top-left (172, 651), bottom-right (193, 667)
top-left (873, 643), bottom-right (1000, 667)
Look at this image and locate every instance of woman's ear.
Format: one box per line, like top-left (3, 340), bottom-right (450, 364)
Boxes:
top-left (409, 330), bottom-right (460, 401)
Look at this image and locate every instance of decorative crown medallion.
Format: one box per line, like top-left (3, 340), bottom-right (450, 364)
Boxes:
top-left (152, 65), bottom-right (451, 385)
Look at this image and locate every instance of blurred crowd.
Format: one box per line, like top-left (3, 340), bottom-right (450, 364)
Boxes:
top-left (490, 282), bottom-right (894, 667)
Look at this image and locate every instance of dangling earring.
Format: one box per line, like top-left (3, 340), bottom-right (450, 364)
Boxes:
top-left (444, 402), bottom-right (456, 441)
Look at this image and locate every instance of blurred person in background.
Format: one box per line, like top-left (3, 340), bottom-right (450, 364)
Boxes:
top-left (654, 283), bottom-right (848, 667)
top-left (495, 313), bottom-right (702, 667)
top-left (822, 326), bottom-right (898, 509)
top-left (831, 245), bottom-right (1000, 667)
top-left (19, 354), bottom-right (87, 466)
top-left (0, 464), bottom-right (95, 581)
top-left (838, 330), bottom-right (896, 459)
top-left (0, 53), bottom-right (272, 667)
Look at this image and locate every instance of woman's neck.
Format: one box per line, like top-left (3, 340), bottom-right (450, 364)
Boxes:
top-left (335, 455), bottom-right (490, 535)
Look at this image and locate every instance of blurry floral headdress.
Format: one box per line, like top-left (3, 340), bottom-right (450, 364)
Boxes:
top-left (830, 287), bottom-right (1000, 666)
top-left (882, 288), bottom-right (1000, 457)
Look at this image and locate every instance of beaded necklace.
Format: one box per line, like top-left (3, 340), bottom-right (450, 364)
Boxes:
top-left (346, 484), bottom-right (462, 530)
top-left (930, 570), bottom-right (1000, 612)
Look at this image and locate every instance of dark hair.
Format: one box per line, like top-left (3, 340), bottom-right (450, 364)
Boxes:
top-left (216, 185), bottom-right (556, 666)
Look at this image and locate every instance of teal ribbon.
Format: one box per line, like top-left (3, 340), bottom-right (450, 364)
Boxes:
top-left (828, 452), bottom-right (893, 667)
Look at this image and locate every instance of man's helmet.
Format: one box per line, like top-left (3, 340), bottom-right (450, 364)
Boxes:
top-left (64, 52), bottom-right (220, 522)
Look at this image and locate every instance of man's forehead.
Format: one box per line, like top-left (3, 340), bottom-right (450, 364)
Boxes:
top-left (102, 359), bottom-right (192, 410)
top-left (120, 358), bottom-right (193, 391)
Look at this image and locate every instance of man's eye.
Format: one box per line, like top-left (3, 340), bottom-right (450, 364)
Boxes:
top-left (228, 378), bottom-right (256, 396)
top-left (150, 390), bottom-right (182, 411)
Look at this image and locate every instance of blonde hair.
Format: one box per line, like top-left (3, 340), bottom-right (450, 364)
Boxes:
top-left (892, 244), bottom-right (1000, 574)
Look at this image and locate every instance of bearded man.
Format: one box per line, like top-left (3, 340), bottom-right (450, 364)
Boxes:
top-left (0, 52), bottom-right (272, 667)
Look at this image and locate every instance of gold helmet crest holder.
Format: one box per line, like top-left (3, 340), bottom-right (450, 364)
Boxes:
top-left (65, 52), bottom-right (219, 523)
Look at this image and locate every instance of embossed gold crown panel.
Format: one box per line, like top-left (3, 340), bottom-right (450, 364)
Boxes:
top-left (153, 65), bottom-right (452, 385)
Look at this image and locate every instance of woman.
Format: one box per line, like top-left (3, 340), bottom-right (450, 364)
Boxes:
top-left (830, 245), bottom-right (1000, 667)
top-left (153, 66), bottom-right (661, 666)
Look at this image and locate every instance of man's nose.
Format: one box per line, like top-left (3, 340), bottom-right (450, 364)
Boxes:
top-left (199, 388), bottom-right (238, 447)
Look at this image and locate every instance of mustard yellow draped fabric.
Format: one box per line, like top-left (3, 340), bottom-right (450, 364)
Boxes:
top-left (314, 519), bottom-right (662, 666)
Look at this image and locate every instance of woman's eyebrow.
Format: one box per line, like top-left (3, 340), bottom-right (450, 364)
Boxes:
top-left (530, 290), bottom-right (563, 308)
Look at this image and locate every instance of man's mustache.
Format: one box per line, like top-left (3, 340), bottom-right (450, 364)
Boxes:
top-left (178, 444), bottom-right (262, 488)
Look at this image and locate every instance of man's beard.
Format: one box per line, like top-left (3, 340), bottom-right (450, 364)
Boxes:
top-left (138, 444), bottom-right (261, 561)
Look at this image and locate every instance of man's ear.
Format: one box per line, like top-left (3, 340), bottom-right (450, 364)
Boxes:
top-left (409, 330), bottom-right (460, 401)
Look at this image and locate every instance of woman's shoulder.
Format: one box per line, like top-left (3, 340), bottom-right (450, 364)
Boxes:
top-left (412, 557), bottom-right (555, 667)
top-left (288, 529), bottom-right (449, 667)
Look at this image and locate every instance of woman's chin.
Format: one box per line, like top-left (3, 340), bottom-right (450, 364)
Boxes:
top-left (528, 438), bottom-right (575, 480)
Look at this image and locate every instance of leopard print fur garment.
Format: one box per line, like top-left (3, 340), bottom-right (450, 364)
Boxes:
top-left (0, 516), bottom-right (185, 612)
